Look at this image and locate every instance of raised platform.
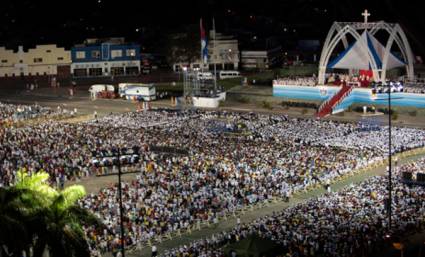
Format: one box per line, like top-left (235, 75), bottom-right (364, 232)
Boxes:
top-left (273, 85), bottom-right (425, 111)
top-left (192, 92), bottom-right (226, 108)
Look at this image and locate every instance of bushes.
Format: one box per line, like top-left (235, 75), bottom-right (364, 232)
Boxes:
top-left (301, 109), bottom-right (308, 115)
top-left (236, 96), bottom-right (250, 103)
top-left (262, 101), bottom-right (273, 110)
top-left (392, 111), bottom-right (398, 120)
top-left (408, 110), bottom-right (417, 117)
top-left (377, 108), bottom-right (395, 115)
top-left (281, 101), bottom-right (319, 109)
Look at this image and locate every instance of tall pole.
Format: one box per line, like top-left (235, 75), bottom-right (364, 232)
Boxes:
top-left (117, 150), bottom-right (125, 257)
top-left (388, 82), bottom-right (392, 232)
top-left (213, 17), bottom-right (217, 95)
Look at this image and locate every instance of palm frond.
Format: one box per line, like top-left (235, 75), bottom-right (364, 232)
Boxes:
top-left (59, 185), bottom-right (86, 210)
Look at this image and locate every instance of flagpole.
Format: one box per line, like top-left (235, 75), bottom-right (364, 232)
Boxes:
top-left (213, 17), bottom-right (217, 95)
top-left (199, 18), bottom-right (204, 98)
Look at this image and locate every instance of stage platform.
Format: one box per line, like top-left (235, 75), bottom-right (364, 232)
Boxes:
top-left (273, 84), bottom-right (425, 112)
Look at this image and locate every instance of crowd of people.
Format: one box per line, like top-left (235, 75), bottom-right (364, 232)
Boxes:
top-left (1, 106), bottom-right (425, 256)
top-left (403, 87), bottom-right (425, 94)
top-left (73, 110), bottom-right (425, 254)
top-left (162, 170), bottom-right (425, 257)
top-left (273, 74), bottom-right (425, 95)
top-left (273, 76), bottom-right (318, 87)
top-left (0, 102), bottom-right (67, 125)
top-left (398, 156), bottom-right (425, 180)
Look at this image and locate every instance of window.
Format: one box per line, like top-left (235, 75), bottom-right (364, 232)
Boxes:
top-left (46, 50), bottom-right (51, 53)
top-left (89, 68), bottom-right (103, 76)
top-left (126, 49), bottom-right (136, 57)
top-left (111, 67), bottom-right (124, 75)
top-left (91, 50), bottom-right (100, 59)
top-left (33, 58), bottom-right (43, 63)
top-left (111, 50), bottom-right (123, 58)
top-left (74, 69), bottom-right (87, 77)
top-left (126, 67), bottom-right (139, 75)
top-left (57, 57), bottom-right (64, 61)
top-left (76, 51), bottom-right (86, 59)
top-left (19, 60), bottom-right (23, 63)
top-left (1, 60), bottom-right (7, 63)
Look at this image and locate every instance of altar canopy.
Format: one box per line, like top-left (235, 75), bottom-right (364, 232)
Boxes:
top-left (328, 31), bottom-right (405, 70)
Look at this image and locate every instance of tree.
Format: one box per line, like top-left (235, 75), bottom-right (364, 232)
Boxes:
top-left (0, 187), bottom-right (37, 257)
top-left (0, 169), bottom-right (101, 257)
top-left (162, 24), bottom-right (202, 66)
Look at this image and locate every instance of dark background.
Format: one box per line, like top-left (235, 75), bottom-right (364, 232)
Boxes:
top-left (1, 0), bottom-right (424, 57)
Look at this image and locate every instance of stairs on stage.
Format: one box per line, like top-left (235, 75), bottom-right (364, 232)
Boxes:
top-left (316, 84), bottom-right (354, 119)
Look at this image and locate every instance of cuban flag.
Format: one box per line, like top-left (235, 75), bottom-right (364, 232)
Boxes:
top-left (200, 18), bottom-right (208, 64)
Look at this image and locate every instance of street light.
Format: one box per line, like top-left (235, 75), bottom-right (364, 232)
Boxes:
top-left (374, 81), bottom-right (399, 233)
top-left (387, 81), bottom-right (393, 233)
top-left (91, 146), bottom-right (140, 257)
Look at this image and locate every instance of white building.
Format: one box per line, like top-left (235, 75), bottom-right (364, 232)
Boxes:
top-left (241, 46), bottom-right (282, 70)
top-left (0, 45), bottom-right (71, 78)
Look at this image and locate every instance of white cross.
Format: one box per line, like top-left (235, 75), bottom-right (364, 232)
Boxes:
top-left (362, 9), bottom-right (371, 24)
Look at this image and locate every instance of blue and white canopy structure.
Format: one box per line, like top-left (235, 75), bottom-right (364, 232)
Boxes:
top-left (318, 10), bottom-right (414, 84)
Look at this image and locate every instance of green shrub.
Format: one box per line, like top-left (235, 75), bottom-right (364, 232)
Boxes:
top-left (281, 101), bottom-right (319, 109)
top-left (262, 100), bottom-right (273, 110)
top-left (301, 109), bottom-right (308, 115)
top-left (408, 110), bottom-right (417, 117)
top-left (391, 111), bottom-right (398, 120)
top-left (237, 96), bottom-right (250, 103)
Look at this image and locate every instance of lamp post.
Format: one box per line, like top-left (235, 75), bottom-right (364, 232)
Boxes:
top-left (374, 81), bottom-right (397, 233)
top-left (387, 82), bottom-right (392, 232)
top-left (91, 146), bottom-right (140, 257)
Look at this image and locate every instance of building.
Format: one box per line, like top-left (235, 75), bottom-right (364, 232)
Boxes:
top-left (207, 30), bottom-right (239, 71)
top-left (240, 37), bottom-right (282, 70)
top-left (71, 38), bottom-right (140, 77)
top-left (0, 45), bottom-right (71, 78)
top-left (173, 30), bottom-right (239, 72)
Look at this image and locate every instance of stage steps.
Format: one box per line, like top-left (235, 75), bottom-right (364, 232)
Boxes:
top-left (316, 84), bottom-right (354, 118)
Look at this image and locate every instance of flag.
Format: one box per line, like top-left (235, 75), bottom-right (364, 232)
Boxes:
top-left (200, 18), bottom-right (208, 64)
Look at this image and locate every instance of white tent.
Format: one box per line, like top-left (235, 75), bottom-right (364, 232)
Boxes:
top-left (328, 31), bottom-right (405, 70)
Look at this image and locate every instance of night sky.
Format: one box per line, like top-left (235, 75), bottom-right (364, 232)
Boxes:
top-left (1, 0), bottom-right (424, 57)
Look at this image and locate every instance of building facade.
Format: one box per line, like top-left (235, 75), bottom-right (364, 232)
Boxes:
top-left (241, 46), bottom-right (282, 70)
top-left (71, 39), bottom-right (140, 77)
top-left (0, 45), bottom-right (71, 78)
top-left (173, 30), bottom-right (239, 72)
top-left (207, 31), bottom-right (239, 71)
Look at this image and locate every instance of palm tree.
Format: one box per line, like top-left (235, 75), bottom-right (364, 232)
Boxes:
top-left (31, 186), bottom-right (101, 257)
top-left (0, 169), bottom-right (102, 257)
top-left (0, 187), bottom-right (32, 257)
